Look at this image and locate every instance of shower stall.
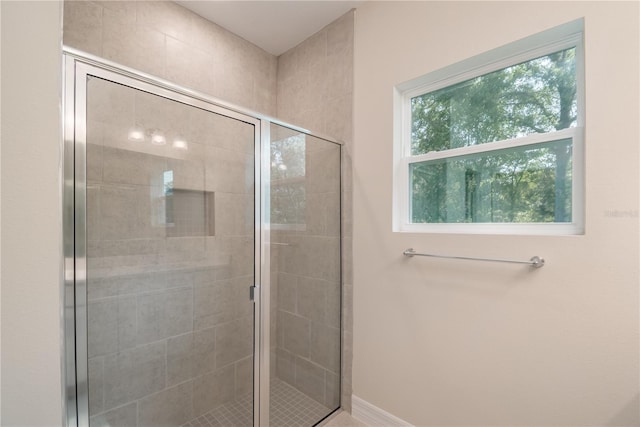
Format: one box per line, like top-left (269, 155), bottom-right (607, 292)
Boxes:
top-left (63, 50), bottom-right (342, 427)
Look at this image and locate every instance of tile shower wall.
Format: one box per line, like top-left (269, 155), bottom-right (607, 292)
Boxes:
top-left (63, 3), bottom-right (273, 421)
top-left (65, 0), bottom-right (355, 418)
top-left (85, 78), bottom-right (255, 426)
top-left (64, 0), bottom-right (277, 116)
top-left (275, 11), bottom-right (355, 412)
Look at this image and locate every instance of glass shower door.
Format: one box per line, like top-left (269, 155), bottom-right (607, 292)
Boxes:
top-left (81, 75), bottom-right (257, 427)
top-left (268, 124), bottom-right (342, 426)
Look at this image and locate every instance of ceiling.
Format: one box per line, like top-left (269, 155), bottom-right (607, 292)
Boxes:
top-left (176, 1), bottom-right (363, 56)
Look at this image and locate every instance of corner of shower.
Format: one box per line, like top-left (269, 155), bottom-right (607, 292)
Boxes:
top-left (62, 48), bottom-right (344, 427)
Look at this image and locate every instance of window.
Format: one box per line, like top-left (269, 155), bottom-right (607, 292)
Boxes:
top-left (394, 20), bottom-right (584, 234)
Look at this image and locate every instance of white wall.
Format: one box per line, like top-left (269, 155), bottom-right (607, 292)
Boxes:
top-left (0, 1), bottom-right (64, 425)
top-left (353, 2), bottom-right (639, 426)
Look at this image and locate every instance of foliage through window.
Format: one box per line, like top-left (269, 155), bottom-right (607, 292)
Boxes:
top-left (395, 21), bottom-right (584, 234)
top-left (271, 133), bottom-right (306, 228)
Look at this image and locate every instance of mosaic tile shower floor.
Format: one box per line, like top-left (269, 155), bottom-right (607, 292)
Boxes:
top-left (182, 379), bottom-right (333, 427)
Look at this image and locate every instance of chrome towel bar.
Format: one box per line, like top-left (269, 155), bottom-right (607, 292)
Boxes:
top-left (403, 248), bottom-right (545, 268)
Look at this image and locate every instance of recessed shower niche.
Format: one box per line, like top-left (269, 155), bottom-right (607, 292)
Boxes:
top-left (64, 52), bottom-right (342, 427)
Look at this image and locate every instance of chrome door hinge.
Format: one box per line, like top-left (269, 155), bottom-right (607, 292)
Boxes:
top-left (249, 285), bottom-right (258, 302)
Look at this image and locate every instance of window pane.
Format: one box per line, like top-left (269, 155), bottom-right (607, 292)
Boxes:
top-left (411, 47), bottom-right (577, 155)
top-left (410, 139), bottom-right (572, 224)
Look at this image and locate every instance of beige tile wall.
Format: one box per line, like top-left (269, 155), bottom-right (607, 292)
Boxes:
top-left (64, 0), bottom-right (277, 116)
top-left (275, 10), bottom-right (355, 413)
top-left (65, 0), bottom-right (355, 419)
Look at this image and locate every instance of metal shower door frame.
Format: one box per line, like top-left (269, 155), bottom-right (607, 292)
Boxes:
top-left (62, 47), bottom-right (343, 427)
top-left (62, 51), bottom-right (267, 427)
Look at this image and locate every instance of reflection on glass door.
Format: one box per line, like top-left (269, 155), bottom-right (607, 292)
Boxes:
top-left (269, 124), bottom-right (342, 426)
top-left (83, 77), bottom-right (256, 427)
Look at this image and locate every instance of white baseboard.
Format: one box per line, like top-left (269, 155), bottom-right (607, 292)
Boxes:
top-left (351, 395), bottom-right (413, 427)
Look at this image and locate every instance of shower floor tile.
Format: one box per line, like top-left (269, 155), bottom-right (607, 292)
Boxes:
top-left (182, 379), bottom-right (333, 427)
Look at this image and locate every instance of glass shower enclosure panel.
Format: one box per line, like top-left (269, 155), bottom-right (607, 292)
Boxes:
top-left (82, 76), bottom-right (256, 426)
top-left (269, 124), bottom-right (342, 426)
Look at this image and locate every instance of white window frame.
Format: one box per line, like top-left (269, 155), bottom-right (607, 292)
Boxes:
top-left (393, 19), bottom-right (585, 235)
